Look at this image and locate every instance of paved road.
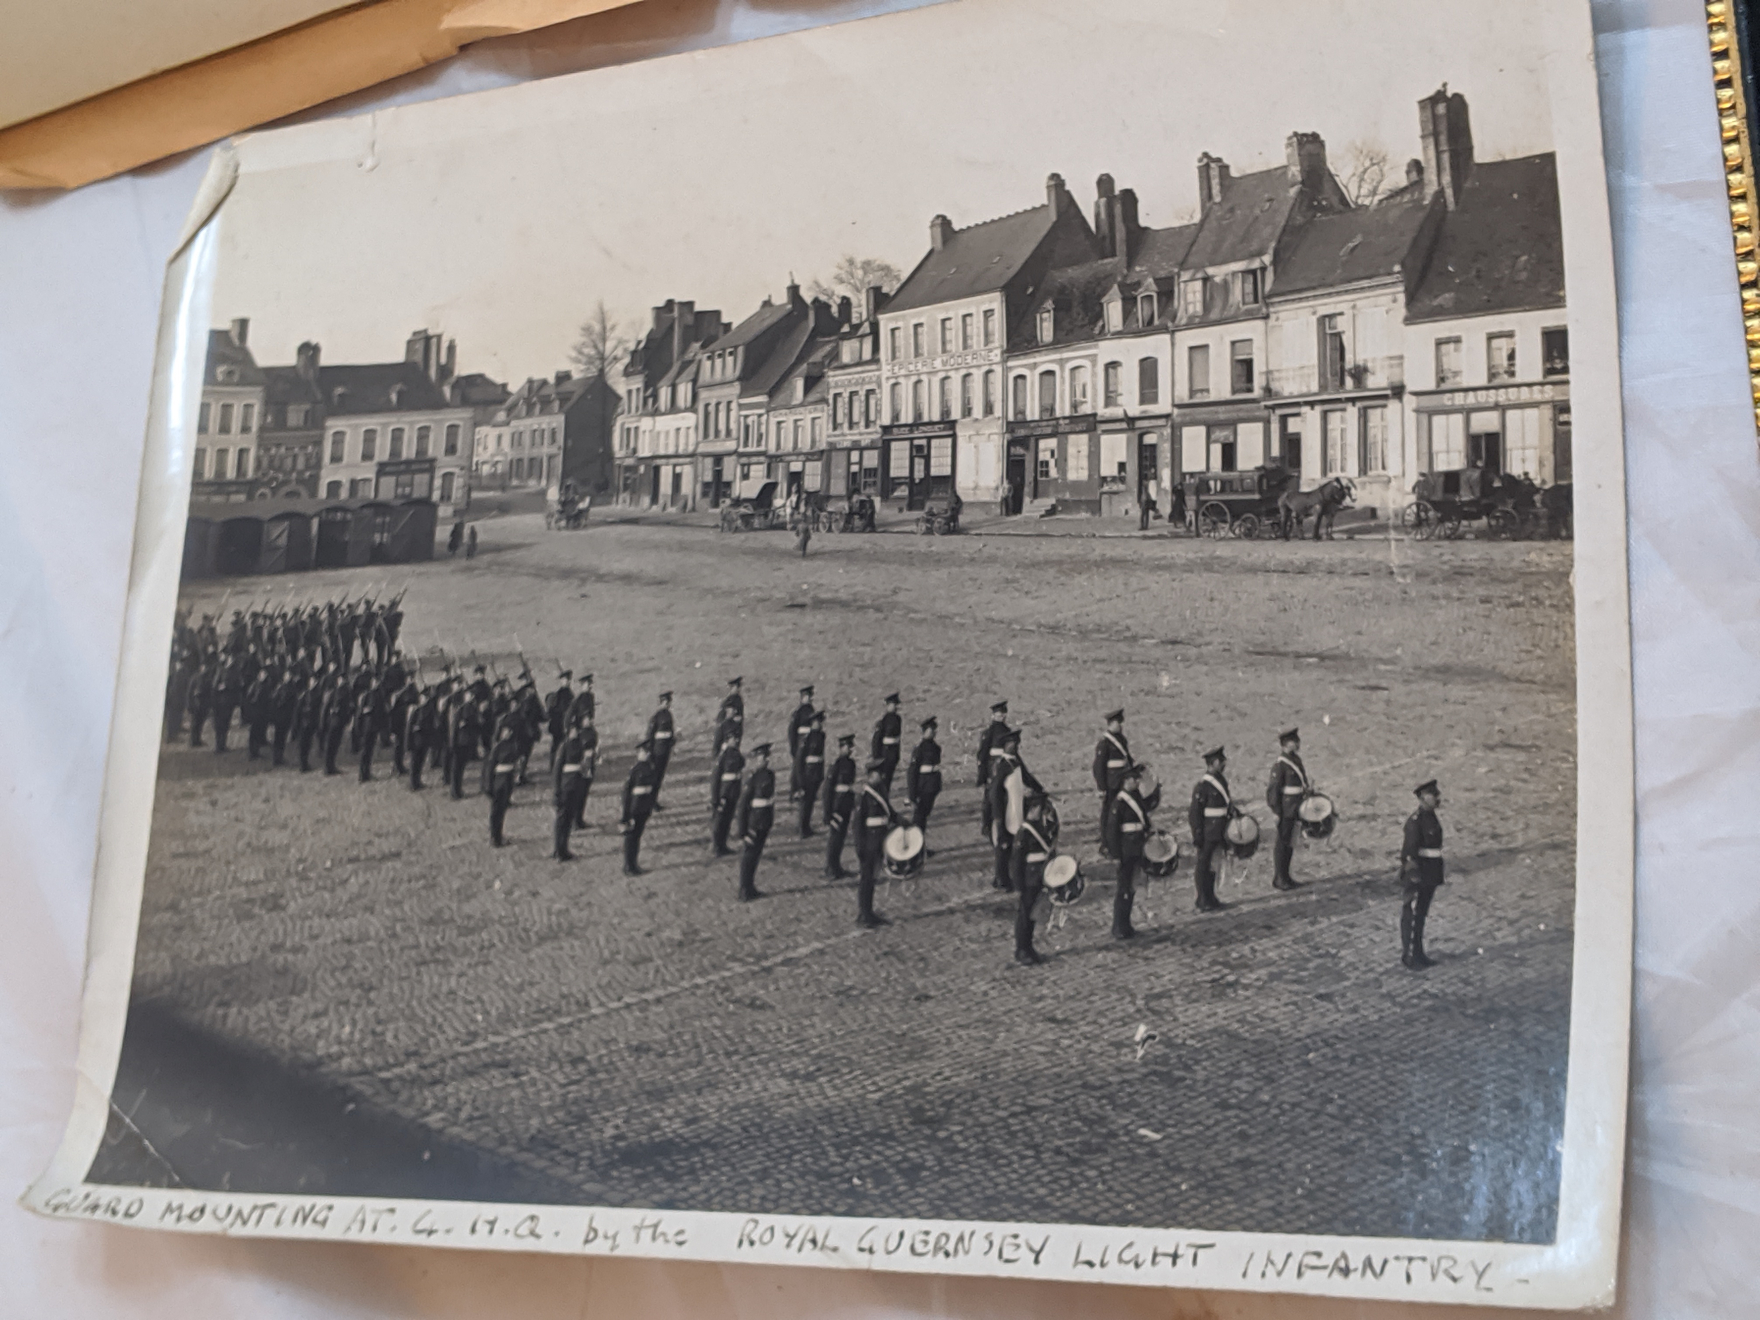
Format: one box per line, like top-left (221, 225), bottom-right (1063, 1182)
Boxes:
top-left (101, 518), bottom-right (1576, 1242)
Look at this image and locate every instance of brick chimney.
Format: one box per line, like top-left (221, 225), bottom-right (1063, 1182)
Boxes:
top-left (672, 300), bottom-right (695, 363)
top-left (1405, 158), bottom-right (1424, 188)
top-left (1197, 153), bottom-right (1231, 214)
top-left (930, 214), bottom-right (955, 250)
top-left (229, 317), bottom-right (249, 347)
top-left (1093, 174), bottom-right (1117, 257)
top-left (1115, 188), bottom-right (1142, 267)
top-left (1418, 85), bottom-right (1475, 209)
top-left (1046, 172), bottom-right (1071, 215)
top-left (555, 370), bottom-right (572, 385)
top-left (837, 295), bottom-right (853, 327)
top-left (1285, 132), bottom-right (1329, 192)
top-left (441, 338), bottom-right (456, 385)
top-left (786, 279), bottom-right (805, 310)
top-left (295, 341), bottom-right (320, 383)
top-left (864, 286), bottom-right (885, 323)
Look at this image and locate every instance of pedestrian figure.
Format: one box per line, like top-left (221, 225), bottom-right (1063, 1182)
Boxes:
top-left (1011, 796), bottom-right (1057, 965)
top-left (1092, 708), bottom-right (1132, 857)
top-left (1106, 763), bottom-right (1161, 939)
top-left (484, 722), bottom-right (520, 846)
top-left (906, 716), bottom-right (942, 833)
top-left (1400, 780), bottom-right (1446, 969)
top-left (645, 691), bottom-right (675, 809)
top-left (822, 733), bottom-right (857, 878)
top-left (976, 700), bottom-right (1009, 839)
top-left (1266, 727), bottom-right (1310, 890)
top-left (852, 763), bottom-right (899, 928)
top-left (736, 744), bottom-right (776, 901)
top-left (796, 513), bottom-right (812, 557)
top-left (1188, 746), bottom-right (1233, 912)
top-left (871, 692), bottom-right (903, 794)
top-left (795, 711), bottom-right (827, 836)
top-left (711, 731), bottom-right (746, 857)
top-left (620, 740), bottom-right (658, 875)
top-left (465, 524), bottom-right (478, 558)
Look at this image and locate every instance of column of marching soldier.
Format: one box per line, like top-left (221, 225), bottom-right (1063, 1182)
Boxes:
top-left (161, 603), bottom-right (1451, 973)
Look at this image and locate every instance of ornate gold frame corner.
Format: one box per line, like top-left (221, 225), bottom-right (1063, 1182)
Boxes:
top-left (1709, 1), bottom-right (1760, 433)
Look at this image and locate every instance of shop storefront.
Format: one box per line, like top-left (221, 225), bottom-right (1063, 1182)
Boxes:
top-left (1410, 380), bottom-right (1570, 486)
top-left (878, 421), bottom-right (957, 510)
top-left (1006, 414), bottom-right (1099, 513)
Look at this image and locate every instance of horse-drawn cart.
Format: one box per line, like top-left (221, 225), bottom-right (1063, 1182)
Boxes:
top-left (544, 482), bottom-right (590, 530)
top-left (1182, 466), bottom-right (1296, 539)
top-left (815, 492), bottom-right (877, 534)
top-left (718, 481), bottom-right (783, 532)
top-left (1403, 470), bottom-right (1571, 540)
top-left (915, 494), bottom-right (962, 535)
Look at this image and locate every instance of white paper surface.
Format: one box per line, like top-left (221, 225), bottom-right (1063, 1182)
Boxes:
top-left (0, 0), bottom-right (1754, 1316)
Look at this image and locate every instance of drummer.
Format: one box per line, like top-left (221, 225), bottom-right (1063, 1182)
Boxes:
top-left (852, 761), bottom-right (899, 929)
top-left (1188, 747), bottom-right (1233, 913)
top-left (1010, 795), bottom-right (1057, 966)
top-left (1105, 762), bottom-right (1161, 940)
top-left (1265, 727), bottom-right (1310, 891)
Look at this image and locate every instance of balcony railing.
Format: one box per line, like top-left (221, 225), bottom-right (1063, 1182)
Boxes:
top-left (1266, 355), bottom-right (1404, 397)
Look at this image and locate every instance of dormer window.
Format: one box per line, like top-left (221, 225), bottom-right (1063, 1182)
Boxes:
top-left (794, 378), bottom-right (807, 405)
top-left (1182, 278), bottom-right (1206, 318)
top-left (389, 384), bottom-right (405, 407)
top-left (1239, 269), bottom-right (1262, 305)
top-left (1138, 293), bottom-right (1157, 325)
top-left (216, 365), bottom-right (238, 384)
top-left (1104, 297), bottom-right (1123, 334)
top-left (1037, 307), bottom-right (1055, 345)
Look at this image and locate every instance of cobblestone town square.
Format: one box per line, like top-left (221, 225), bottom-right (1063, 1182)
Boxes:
top-left (106, 513), bottom-right (1577, 1243)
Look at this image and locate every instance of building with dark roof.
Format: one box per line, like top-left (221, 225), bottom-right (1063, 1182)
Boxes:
top-left (255, 342), bottom-right (328, 499)
top-left (314, 330), bottom-right (478, 516)
top-left (477, 370), bottom-right (612, 497)
top-left (193, 319), bottom-right (270, 501)
top-left (614, 298), bottom-right (727, 505)
top-left (879, 173), bottom-right (1101, 509)
top-left (823, 287), bottom-right (888, 498)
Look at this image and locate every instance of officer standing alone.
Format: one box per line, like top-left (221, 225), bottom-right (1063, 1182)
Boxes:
top-left (1400, 780), bottom-right (1446, 969)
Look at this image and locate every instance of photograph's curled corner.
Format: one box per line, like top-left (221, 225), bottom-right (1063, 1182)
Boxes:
top-left (173, 143), bottom-right (240, 260)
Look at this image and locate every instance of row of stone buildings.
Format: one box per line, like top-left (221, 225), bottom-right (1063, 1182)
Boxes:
top-left (613, 86), bottom-right (1570, 518)
top-left (194, 324), bottom-right (619, 519)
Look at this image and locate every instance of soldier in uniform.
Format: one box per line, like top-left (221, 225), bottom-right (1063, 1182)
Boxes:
top-left (269, 667), bottom-right (298, 767)
top-left (551, 714), bottom-right (591, 861)
top-left (787, 686), bottom-right (816, 798)
top-left (1400, 780), bottom-right (1446, 969)
top-left (620, 740), bottom-right (658, 876)
top-left (545, 670), bottom-right (575, 771)
top-left (1106, 762), bottom-right (1161, 939)
top-left (1010, 795), bottom-right (1057, 965)
top-left (822, 733), bottom-right (858, 879)
top-left (714, 676), bottom-right (744, 762)
top-left (210, 655), bottom-right (240, 753)
top-left (710, 729), bottom-right (746, 858)
top-left (906, 716), bottom-right (942, 832)
top-left (571, 714), bottom-right (599, 828)
top-left (567, 673), bottom-right (596, 730)
top-left (1092, 708), bottom-right (1132, 858)
top-left (852, 762), bottom-right (899, 929)
top-left (987, 728), bottom-right (1044, 892)
top-left (446, 688), bottom-right (481, 799)
top-left (484, 721), bottom-right (521, 846)
top-left (320, 676), bottom-right (350, 776)
top-left (794, 711), bottom-right (827, 837)
top-left (387, 673), bottom-right (418, 776)
top-left (735, 744), bottom-right (776, 901)
top-left (1188, 746), bottom-right (1233, 913)
top-left (185, 658), bottom-right (212, 748)
top-left (163, 652), bottom-right (191, 744)
top-left (244, 666), bottom-right (274, 761)
top-left (405, 682), bottom-right (437, 790)
top-left (976, 700), bottom-right (1009, 838)
top-left (871, 693), bottom-right (904, 794)
top-left (1265, 727), bottom-right (1310, 891)
top-left (645, 692), bottom-right (676, 809)
top-left (293, 673), bottom-right (322, 772)
top-left (355, 682), bottom-right (385, 782)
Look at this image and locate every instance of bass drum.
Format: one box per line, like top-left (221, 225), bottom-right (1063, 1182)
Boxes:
top-left (1043, 853), bottom-right (1085, 906)
top-left (883, 825), bottom-right (925, 878)
top-left (1225, 813), bottom-right (1261, 860)
top-left (1298, 793), bottom-right (1337, 840)
top-left (1142, 831), bottom-right (1180, 878)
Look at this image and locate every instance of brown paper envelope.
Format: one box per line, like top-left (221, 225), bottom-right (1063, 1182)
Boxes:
top-left (0, 0), bottom-right (641, 191)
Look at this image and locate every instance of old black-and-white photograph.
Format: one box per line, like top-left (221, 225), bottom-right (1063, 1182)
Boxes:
top-left (33, 0), bottom-right (1632, 1304)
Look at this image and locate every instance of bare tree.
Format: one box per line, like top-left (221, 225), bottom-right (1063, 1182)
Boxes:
top-left (808, 255), bottom-right (904, 307)
top-left (568, 300), bottom-right (630, 381)
top-left (1339, 140), bottom-right (1391, 208)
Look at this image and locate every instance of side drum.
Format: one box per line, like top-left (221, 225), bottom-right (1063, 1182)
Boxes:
top-left (1298, 793), bottom-right (1337, 840)
top-left (1043, 853), bottom-right (1085, 906)
top-left (1142, 831), bottom-right (1180, 878)
top-left (1225, 813), bottom-right (1261, 860)
top-left (883, 825), bottom-right (925, 878)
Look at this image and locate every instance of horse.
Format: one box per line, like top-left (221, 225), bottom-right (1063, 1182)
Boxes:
top-left (1279, 477), bottom-right (1356, 541)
